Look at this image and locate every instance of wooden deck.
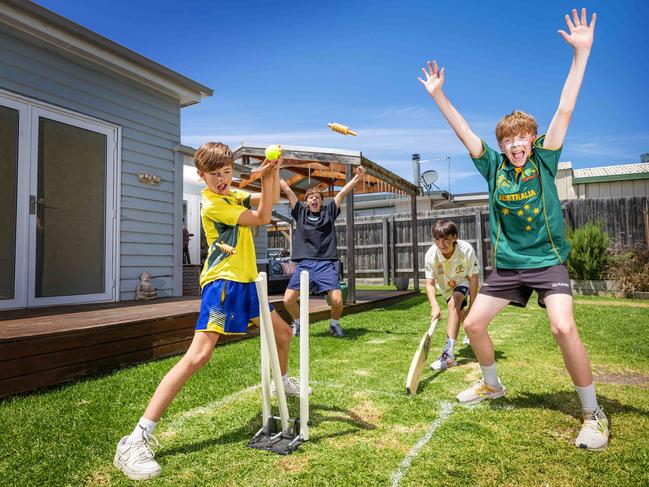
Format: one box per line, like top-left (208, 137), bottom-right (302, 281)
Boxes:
top-left (0, 290), bottom-right (419, 398)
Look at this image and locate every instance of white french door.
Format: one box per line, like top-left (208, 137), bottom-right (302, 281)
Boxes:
top-left (0, 91), bottom-right (118, 309)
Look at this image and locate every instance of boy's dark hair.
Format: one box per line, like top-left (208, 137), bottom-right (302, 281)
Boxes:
top-left (304, 186), bottom-right (323, 200)
top-left (432, 219), bottom-right (459, 239)
top-left (194, 142), bottom-right (233, 172)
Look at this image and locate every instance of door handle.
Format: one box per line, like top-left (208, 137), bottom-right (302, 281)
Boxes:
top-left (29, 195), bottom-right (58, 214)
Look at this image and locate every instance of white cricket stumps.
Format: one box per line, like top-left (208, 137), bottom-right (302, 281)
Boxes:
top-left (249, 271), bottom-right (309, 454)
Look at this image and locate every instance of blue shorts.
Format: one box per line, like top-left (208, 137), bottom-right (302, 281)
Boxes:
top-left (195, 280), bottom-right (273, 335)
top-left (288, 259), bottom-right (340, 293)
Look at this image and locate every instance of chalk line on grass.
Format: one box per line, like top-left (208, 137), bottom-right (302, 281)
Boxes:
top-left (390, 401), bottom-right (455, 487)
top-left (165, 384), bottom-right (260, 431)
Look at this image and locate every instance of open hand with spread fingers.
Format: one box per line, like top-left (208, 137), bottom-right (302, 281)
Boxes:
top-left (418, 60), bottom-right (445, 99)
top-left (558, 8), bottom-right (596, 51)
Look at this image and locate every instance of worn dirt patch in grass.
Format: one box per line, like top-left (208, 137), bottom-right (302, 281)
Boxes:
top-left (351, 399), bottom-right (383, 424)
top-left (354, 369), bottom-right (370, 377)
top-left (575, 299), bottom-right (649, 309)
top-left (84, 469), bottom-right (112, 486)
top-left (594, 367), bottom-right (649, 389)
top-left (278, 454), bottom-right (309, 472)
top-left (463, 362), bottom-right (482, 382)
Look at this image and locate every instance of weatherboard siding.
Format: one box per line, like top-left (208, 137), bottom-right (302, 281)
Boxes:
top-left (0, 23), bottom-right (182, 300)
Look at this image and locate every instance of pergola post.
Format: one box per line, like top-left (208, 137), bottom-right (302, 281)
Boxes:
top-left (345, 163), bottom-right (356, 304)
top-left (411, 194), bottom-right (419, 291)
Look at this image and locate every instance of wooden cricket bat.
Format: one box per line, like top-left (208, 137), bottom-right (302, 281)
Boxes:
top-left (405, 318), bottom-right (439, 396)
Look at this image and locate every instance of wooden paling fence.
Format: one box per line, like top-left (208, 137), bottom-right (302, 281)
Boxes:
top-left (269, 196), bottom-right (648, 284)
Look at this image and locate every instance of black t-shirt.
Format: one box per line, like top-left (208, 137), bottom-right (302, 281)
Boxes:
top-left (291, 200), bottom-right (341, 261)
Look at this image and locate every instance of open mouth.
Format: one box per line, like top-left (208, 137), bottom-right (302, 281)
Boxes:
top-left (217, 183), bottom-right (227, 192)
top-left (511, 150), bottom-right (526, 163)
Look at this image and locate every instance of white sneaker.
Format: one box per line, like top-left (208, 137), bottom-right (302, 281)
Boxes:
top-left (429, 350), bottom-right (457, 371)
top-left (575, 406), bottom-right (609, 451)
top-left (114, 433), bottom-right (162, 480)
top-left (456, 378), bottom-right (506, 404)
top-left (271, 377), bottom-right (313, 397)
top-left (463, 335), bottom-right (471, 345)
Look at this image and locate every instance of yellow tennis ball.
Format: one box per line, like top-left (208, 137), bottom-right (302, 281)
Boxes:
top-left (265, 144), bottom-right (282, 161)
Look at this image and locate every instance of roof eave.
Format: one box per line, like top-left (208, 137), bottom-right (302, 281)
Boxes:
top-left (0, 0), bottom-right (213, 105)
top-left (573, 172), bottom-right (649, 184)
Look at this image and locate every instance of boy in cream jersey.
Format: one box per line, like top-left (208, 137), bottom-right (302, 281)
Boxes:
top-left (424, 219), bottom-right (479, 371)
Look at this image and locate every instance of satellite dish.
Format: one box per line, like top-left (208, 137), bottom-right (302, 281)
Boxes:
top-left (419, 170), bottom-right (440, 192)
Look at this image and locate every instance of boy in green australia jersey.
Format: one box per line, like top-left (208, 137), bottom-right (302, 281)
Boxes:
top-left (418, 8), bottom-right (609, 450)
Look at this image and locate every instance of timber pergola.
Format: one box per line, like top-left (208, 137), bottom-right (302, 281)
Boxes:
top-left (232, 144), bottom-right (420, 303)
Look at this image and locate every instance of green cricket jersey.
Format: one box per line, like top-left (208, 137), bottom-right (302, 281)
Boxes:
top-left (471, 135), bottom-right (569, 269)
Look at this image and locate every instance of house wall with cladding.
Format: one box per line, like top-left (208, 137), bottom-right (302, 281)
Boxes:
top-left (0, 23), bottom-right (182, 301)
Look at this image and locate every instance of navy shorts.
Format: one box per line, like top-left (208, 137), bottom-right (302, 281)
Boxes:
top-left (479, 264), bottom-right (572, 308)
top-left (447, 285), bottom-right (469, 309)
top-left (196, 279), bottom-right (273, 335)
top-left (288, 259), bottom-right (340, 293)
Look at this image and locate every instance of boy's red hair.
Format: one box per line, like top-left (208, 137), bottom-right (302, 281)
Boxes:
top-left (495, 110), bottom-right (538, 143)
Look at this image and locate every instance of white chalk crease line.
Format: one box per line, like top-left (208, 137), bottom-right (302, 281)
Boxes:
top-left (390, 401), bottom-right (455, 487)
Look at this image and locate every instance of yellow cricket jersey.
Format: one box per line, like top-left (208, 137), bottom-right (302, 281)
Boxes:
top-left (199, 188), bottom-right (258, 288)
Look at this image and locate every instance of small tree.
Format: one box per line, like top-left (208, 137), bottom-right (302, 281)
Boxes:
top-left (566, 220), bottom-right (610, 280)
top-left (641, 153), bottom-right (649, 163)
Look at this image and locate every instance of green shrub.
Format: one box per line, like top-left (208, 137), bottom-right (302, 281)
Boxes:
top-left (606, 244), bottom-right (649, 295)
top-left (566, 220), bottom-right (610, 280)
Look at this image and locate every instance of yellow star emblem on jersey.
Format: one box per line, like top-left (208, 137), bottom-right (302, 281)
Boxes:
top-left (525, 225), bottom-right (532, 231)
top-left (517, 209), bottom-right (524, 216)
top-left (502, 208), bottom-right (510, 215)
top-left (524, 203), bottom-right (530, 210)
top-left (527, 216), bottom-right (533, 222)
top-left (533, 208), bottom-right (540, 214)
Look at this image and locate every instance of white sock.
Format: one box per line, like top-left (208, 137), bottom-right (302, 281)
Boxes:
top-left (331, 319), bottom-right (340, 326)
top-left (445, 337), bottom-right (456, 354)
top-left (282, 373), bottom-right (289, 385)
top-left (575, 382), bottom-right (598, 413)
top-left (127, 416), bottom-right (157, 443)
top-left (480, 363), bottom-right (499, 387)
top-left (293, 318), bottom-right (300, 327)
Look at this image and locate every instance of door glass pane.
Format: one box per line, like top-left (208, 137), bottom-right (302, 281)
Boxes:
top-left (0, 106), bottom-right (19, 300)
top-left (36, 117), bottom-right (106, 298)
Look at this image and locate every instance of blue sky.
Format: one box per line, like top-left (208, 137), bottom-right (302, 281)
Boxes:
top-left (37, 0), bottom-right (649, 193)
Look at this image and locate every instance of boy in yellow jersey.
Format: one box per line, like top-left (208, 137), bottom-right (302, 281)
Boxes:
top-left (114, 143), bottom-right (304, 480)
top-left (418, 8), bottom-right (609, 450)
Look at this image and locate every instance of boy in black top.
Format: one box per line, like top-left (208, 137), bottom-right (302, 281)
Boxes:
top-left (280, 165), bottom-right (366, 337)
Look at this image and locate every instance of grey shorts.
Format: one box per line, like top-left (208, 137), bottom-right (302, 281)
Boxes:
top-left (479, 264), bottom-right (572, 308)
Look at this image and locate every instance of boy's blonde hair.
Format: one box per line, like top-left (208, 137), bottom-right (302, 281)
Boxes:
top-left (304, 186), bottom-right (323, 200)
top-left (194, 142), bottom-right (233, 172)
top-left (495, 110), bottom-right (538, 143)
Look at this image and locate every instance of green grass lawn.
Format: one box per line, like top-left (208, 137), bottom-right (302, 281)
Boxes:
top-left (1, 293), bottom-right (648, 486)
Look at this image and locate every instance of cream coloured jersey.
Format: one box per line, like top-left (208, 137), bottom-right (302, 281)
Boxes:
top-left (424, 239), bottom-right (479, 300)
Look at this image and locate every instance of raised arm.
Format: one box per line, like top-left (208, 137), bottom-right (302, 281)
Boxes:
top-left (418, 61), bottom-right (483, 157)
top-left (279, 177), bottom-right (299, 209)
top-left (334, 166), bottom-right (366, 208)
top-left (250, 155), bottom-right (283, 206)
top-left (545, 8), bottom-right (596, 149)
top-left (237, 159), bottom-right (278, 226)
